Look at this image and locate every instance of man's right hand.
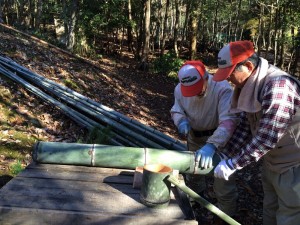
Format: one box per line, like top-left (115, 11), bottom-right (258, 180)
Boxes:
top-left (195, 143), bottom-right (216, 169)
top-left (178, 119), bottom-right (190, 138)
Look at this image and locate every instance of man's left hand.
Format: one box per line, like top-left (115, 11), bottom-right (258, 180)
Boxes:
top-left (214, 159), bottom-right (236, 180)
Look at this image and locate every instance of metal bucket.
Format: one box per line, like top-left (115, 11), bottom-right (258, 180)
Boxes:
top-left (140, 164), bottom-right (173, 208)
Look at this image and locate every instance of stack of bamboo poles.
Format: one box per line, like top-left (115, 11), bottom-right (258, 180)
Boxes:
top-left (0, 55), bottom-right (186, 151)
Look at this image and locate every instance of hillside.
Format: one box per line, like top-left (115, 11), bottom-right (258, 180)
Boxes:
top-left (0, 26), bottom-right (263, 225)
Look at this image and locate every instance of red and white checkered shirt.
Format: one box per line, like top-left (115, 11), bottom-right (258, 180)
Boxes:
top-left (222, 76), bottom-right (300, 169)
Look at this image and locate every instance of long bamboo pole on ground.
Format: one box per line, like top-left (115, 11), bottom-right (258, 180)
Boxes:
top-left (0, 56), bottom-right (186, 150)
top-left (0, 59), bottom-right (162, 147)
top-left (2, 65), bottom-right (164, 148)
top-left (0, 65), bottom-right (129, 146)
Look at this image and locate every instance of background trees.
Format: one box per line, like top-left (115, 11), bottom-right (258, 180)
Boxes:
top-left (0, 0), bottom-right (299, 75)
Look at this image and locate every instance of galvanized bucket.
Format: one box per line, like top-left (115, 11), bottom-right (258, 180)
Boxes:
top-left (140, 164), bottom-right (173, 208)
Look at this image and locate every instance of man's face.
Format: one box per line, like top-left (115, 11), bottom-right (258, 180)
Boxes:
top-left (227, 62), bottom-right (253, 88)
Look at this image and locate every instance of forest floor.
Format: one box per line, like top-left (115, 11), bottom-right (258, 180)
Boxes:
top-left (0, 26), bottom-right (263, 225)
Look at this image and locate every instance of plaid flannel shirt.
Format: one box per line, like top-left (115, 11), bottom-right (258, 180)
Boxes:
top-left (222, 76), bottom-right (300, 169)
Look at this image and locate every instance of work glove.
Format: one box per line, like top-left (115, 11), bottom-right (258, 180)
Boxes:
top-left (214, 159), bottom-right (236, 181)
top-left (178, 118), bottom-right (190, 138)
top-left (195, 143), bottom-right (216, 169)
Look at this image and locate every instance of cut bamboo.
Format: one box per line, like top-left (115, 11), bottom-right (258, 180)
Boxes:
top-left (32, 141), bottom-right (221, 175)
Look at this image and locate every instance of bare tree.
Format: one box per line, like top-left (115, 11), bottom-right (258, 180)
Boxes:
top-left (62, 0), bottom-right (79, 51)
top-left (160, 0), bottom-right (170, 56)
top-left (127, 0), bottom-right (134, 52)
top-left (35, 0), bottom-right (43, 29)
top-left (189, 0), bottom-right (201, 59)
top-left (139, 0), bottom-right (151, 71)
top-left (173, 0), bottom-right (180, 57)
top-left (0, 1), bottom-right (3, 23)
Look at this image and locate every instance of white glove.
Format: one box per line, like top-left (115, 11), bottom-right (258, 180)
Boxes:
top-left (214, 159), bottom-right (236, 180)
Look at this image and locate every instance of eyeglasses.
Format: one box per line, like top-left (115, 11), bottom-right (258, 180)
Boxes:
top-left (227, 67), bottom-right (236, 80)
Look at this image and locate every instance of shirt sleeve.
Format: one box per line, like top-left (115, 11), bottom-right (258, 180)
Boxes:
top-left (220, 112), bottom-right (251, 157)
top-left (207, 85), bottom-right (239, 148)
top-left (231, 77), bottom-right (300, 169)
top-left (170, 85), bottom-right (186, 127)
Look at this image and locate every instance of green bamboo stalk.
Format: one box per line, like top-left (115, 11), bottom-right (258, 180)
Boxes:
top-left (167, 175), bottom-right (241, 225)
top-left (33, 141), bottom-right (194, 173)
top-left (32, 141), bottom-right (221, 175)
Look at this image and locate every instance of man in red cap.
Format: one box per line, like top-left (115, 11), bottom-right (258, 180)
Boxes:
top-left (213, 40), bottom-right (300, 225)
top-left (170, 60), bottom-right (238, 221)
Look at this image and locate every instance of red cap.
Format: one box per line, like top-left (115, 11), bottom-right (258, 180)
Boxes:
top-left (178, 61), bottom-right (206, 97)
top-left (213, 41), bottom-right (255, 81)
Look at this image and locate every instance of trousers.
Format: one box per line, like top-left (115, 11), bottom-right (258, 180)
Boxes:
top-left (262, 162), bottom-right (300, 225)
top-left (186, 131), bottom-right (238, 216)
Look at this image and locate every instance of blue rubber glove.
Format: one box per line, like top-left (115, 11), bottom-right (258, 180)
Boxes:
top-left (178, 119), bottom-right (190, 138)
top-left (214, 159), bottom-right (236, 180)
top-left (195, 143), bottom-right (217, 169)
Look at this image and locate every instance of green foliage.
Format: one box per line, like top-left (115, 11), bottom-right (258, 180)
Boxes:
top-left (167, 71), bottom-right (179, 81)
top-left (79, 0), bottom-right (130, 38)
top-left (10, 160), bottom-right (23, 176)
top-left (152, 51), bottom-right (184, 77)
top-left (244, 18), bottom-right (259, 38)
top-left (64, 79), bottom-right (78, 90)
top-left (84, 126), bottom-right (112, 145)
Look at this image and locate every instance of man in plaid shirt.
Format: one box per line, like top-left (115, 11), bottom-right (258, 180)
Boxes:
top-left (213, 40), bottom-right (300, 225)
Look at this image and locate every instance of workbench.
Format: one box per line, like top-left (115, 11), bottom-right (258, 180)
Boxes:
top-left (0, 162), bottom-right (197, 225)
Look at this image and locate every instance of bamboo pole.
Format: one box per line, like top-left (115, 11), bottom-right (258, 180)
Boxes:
top-left (32, 141), bottom-right (220, 175)
top-left (0, 65), bottom-right (129, 146)
top-left (33, 141), bottom-right (193, 173)
top-left (167, 175), bottom-right (241, 225)
top-left (0, 56), bottom-right (186, 151)
top-left (0, 64), bottom-right (144, 147)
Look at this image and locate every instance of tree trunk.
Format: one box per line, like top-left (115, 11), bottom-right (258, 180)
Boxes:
top-left (160, 0), bottom-right (170, 56)
top-left (292, 27), bottom-right (300, 76)
top-left (127, 0), bottom-right (133, 52)
top-left (256, 2), bottom-right (264, 56)
top-left (212, 0), bottom-right (220, 46)
top-left (233, 0), bottom-right (242, 41)
top-left (135, 0), bottom-right (145, 60)
top-left (16, 0), bottom-right (26, 26)
top-left (181, 0), bottom-right (190, 47)
top-left (273, 0), bottom-right (280, 65)
top-left (139, 0), bottom-right (150, 71)
top-left (189, 0), bottom-right (200, 60)
top-left (226, 0), bottom-right (233, 43)
top-left (0, 1), bottom-right (3, 23)
top-left (63, 0), bottom-right (79, 51)
top-left (155, 0), bottom-right (163, 51)
top-left (35, 0), bottom-right (43, 29)
top-left (278, 3), bottom-right (286, 68)
top-left (265, 3), bottom-right (274, 61)
top-left (173, 0), bottom-right (180, 57)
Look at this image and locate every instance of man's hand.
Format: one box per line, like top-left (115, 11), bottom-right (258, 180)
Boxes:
top-left (178, 119), bottom-right (190, 138)
top-left (195, 143), bottom-right (216, 169)
top-left (214, 159), bottom-right (236, 180)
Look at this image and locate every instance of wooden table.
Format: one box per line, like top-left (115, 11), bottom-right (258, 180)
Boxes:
top-left (0, 162), bottom-right (197, 225)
